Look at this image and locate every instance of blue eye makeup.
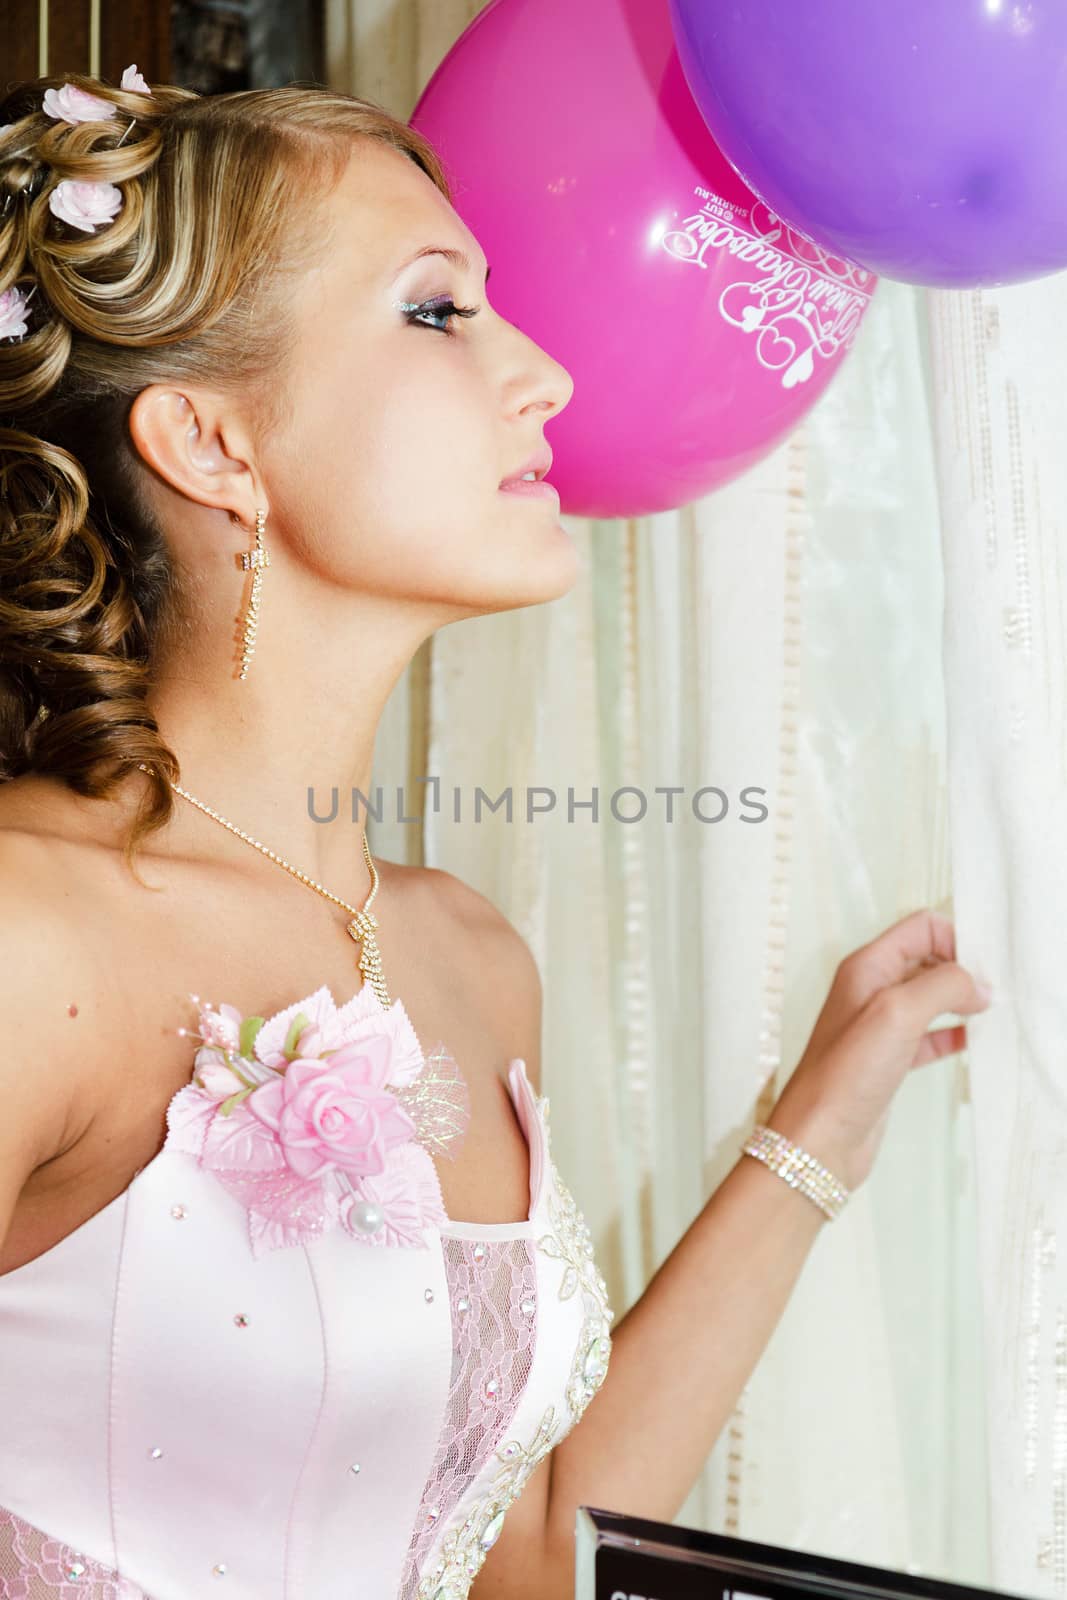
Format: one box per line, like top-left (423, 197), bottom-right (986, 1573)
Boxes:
top-left (395, 295), bottom-right (481, 336)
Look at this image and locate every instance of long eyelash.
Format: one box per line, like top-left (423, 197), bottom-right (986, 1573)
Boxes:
top-left (396, 296), bottom-right (480, 336)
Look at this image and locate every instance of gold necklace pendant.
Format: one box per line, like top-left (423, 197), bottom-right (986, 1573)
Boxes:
top-left (135, 761), bottom-right (391, 1009)
top-left (346, 908), bottom-right (391, 1010)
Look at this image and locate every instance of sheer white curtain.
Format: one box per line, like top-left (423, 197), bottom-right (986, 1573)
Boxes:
top-left (326, 0), bottom-right (994, 1583)
top-left (927, 279), bottom-right (1067, 1595)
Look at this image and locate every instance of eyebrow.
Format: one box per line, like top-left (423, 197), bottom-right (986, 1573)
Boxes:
top-left (391, 245), bottom-right (492, 285)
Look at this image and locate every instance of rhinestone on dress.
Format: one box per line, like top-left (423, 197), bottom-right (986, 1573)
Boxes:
top-left (233, 1314), bottom-right (249, 1328)
top-left (170, 1204), bottom-right (188, 1220)
top-left (472, 1244), bottom-right (486, 1262)
top-left (66, 1563), bottom-right (87, 1579)
top-left (149, 1447), bottom-right (163, 1460)
top-left (484, 1378), bottom-right (499, 1399)
top-left (457, 1296), bottom-right (470, 1314)
top-left (212, 1564), bottom-right (228, 1576)
top-left (349, 1463), bottom-right (361, 1476)
top-left (427, 1505), bottom-right (440, 1524)
top-left (582, 1335), bottom-right (611, 1385)
top-left (520, 1296), bottom-right (535, 1316)
top-left (479, 1508), bottom-right (506, 1550)
top-left (424, 1288), bottom-right (435, 1303)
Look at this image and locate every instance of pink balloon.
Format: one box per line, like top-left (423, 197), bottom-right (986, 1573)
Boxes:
top-left (410, 0), bottom-right (878, 518)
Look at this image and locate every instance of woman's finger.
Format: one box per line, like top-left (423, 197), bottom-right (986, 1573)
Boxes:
top-left (852, 961), bottom-right (988, 1058)
top-left (841, 909), bottom-right (958, 1005)
top-left (911, 1022), bottom-right (968, 1068)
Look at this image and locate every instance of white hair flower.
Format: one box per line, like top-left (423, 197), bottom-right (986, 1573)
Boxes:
top-left (41, 82), bottom-right (116, 125)
top-left (120, 64), bottom-right (151, 95)
top-left (48, 177), bottom-right (123, 233)
top-left (0, 285), bottom-right (31, 341)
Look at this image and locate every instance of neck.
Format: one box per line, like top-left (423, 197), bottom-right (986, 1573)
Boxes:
top-left (127, 590), bottom-right (438, 897)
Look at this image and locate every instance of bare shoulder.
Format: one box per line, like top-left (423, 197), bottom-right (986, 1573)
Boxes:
top-left (390, 862), bottom-right (544, 1092)
top-left (0, 822), bottom-right (95, 979)
top-left (420, 863), bottom-right (542, 989)
top-left (0, 825), bottom-right (100, 1073)
top-left (0, 828), bottom-right (101, 1246)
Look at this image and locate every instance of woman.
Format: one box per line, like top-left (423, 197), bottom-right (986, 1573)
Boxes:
top-left (0, 67), bottom-right (991, 1600)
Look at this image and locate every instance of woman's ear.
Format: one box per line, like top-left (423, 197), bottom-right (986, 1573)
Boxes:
top-left (128, 384), bottom-right (260, 523)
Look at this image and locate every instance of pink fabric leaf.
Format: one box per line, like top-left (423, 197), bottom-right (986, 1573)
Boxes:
top-left (251, 985), bottom-right (351, 1067)
top-left (164, 1083), bottom-right (218, 1158)
top-left (341, 1144), bottom-right (448, 1248)
top-left (252, 983), bottom-right (425, 1087)
top-left (200, 1102), bottom-right (288, 1174)
top-left (329, 987), bottom-right (426, 1087)
top-left (217, 1167), bottom-right (339, 1258)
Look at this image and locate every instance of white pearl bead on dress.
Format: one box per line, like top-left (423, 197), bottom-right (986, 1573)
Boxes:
top-left (349, 1200), bottom-right (385, 1234)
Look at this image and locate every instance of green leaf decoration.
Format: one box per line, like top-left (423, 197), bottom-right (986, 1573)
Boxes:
top-left (219, 1084), bottom-right (256, 1118)
top-left (282, 1011), bottom-right (312, 1059)
top-left (239, 1016), bottom-right (265, 1059)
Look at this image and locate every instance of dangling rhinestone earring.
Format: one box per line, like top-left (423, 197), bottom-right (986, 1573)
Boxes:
top-left (235, 507), bottom-right (269, 680)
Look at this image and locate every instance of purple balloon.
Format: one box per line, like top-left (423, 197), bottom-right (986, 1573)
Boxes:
top-left (668, 0), bottom-right (1067, 288)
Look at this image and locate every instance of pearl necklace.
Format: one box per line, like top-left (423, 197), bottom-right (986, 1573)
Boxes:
top-left (135, 762), bottom-right (391, 1008)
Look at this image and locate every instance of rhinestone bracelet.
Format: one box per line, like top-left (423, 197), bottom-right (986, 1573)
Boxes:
top-left (740, 1124), bottom-right (850, 1222)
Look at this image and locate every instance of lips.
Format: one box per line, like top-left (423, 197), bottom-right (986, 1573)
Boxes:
top-left (498, 477), bottom-right (560, 501)
top-left (499, 444), bottom-right (553, 487)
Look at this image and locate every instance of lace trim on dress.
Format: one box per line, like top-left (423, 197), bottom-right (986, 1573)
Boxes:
top-left (399, 1236), bottom-right (538, 1599)
top-left (0, 1507), bottom-right (148, 1599)
top-left (410, 1092), bottom-right (615, 1600)
top-left (413, 1404), bottom-right (560, 1600)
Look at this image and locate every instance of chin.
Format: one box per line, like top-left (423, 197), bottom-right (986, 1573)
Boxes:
top-left (503, 523), bottom-right (581, 605)
top-left (447, 528), bottom-right (581, 617)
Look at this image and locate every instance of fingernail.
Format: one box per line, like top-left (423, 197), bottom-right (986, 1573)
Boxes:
top-left (976, 981), bottom-right (994, 1006)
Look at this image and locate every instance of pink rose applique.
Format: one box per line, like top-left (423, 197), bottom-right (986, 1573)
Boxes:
top-left (48, 178), bottom-right (123, 234)
top-left (164, 982), bottom-right (469, 1258)
top-left (42, 83), bottom-right (116, 124)
top-left (0, 286), bottom-right (31, 342)
top-left (248, 1034), bottom-right (416, 1180)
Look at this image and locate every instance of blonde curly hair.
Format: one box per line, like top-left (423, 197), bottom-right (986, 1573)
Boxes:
top-left (0, 70), bottom-right (452, 876)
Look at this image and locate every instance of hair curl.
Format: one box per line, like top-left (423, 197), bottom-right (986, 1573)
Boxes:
top-left (0, 71), bottom-right (452, 880)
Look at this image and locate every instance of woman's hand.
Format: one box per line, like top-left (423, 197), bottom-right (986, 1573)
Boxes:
top-left (765, 908), bottom-right (992, 1193)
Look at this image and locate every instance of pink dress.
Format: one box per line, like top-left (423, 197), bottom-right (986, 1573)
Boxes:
top-left (0, 982), bottom-right (614, 1599)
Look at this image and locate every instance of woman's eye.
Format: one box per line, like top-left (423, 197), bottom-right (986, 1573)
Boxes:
top-left (399, 296), bottom-right (480, 336)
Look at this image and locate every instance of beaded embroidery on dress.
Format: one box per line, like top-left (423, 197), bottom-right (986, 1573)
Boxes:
top-left (0, 982), bottom-right (613, 1600)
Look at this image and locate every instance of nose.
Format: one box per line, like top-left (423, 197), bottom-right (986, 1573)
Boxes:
top-left (512, 337), bottom-right (574, 424)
